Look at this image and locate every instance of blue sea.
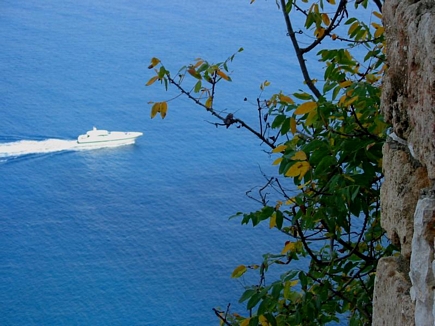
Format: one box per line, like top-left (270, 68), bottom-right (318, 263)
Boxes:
top-left (0, 1), bottom-right (315, 325)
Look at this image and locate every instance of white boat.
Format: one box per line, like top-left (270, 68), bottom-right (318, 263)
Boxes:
top-left (77, 127), bottom-right (143, 145)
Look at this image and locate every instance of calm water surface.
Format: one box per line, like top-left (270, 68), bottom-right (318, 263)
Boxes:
top-left (0, 1), bottom-right (327, 325)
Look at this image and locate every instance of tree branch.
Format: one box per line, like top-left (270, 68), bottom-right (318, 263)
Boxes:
top-left (280, 0), bottom-right (322, 99)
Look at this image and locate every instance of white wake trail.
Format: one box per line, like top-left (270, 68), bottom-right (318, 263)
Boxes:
top-left (0, 138), bottom-right (133, 159)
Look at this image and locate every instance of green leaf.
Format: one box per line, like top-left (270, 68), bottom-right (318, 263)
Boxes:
top-left (194, 80), bottom-right (202, 93)
top-left (293, 92), bottom-right (312, 100)
top-left (275, 210), bottom-right (284, 229)
top-left (239, 289), bottom-right (257, 303)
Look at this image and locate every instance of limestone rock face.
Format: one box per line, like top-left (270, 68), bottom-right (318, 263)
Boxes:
top-left (373, 0), bottom-right (435, 325)
top-left (381, 0), bottom-right (435, 178)
top-left (372, 257), bottom-right (414, 326)
top-left (380, 143), bottom-right (430, 259)
top-left (409, 195), bottom-right (435, 326)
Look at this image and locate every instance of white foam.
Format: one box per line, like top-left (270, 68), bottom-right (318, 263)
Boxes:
top-left (0, 138), bottom-right (134, 159)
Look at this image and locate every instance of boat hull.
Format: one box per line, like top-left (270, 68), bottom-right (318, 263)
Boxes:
top-left (77, 130), bottom-right (143, 145)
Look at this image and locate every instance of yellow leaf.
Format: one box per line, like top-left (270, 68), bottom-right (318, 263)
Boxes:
top-left (339, 80), bottom-right (352, 88)
top-left (205, 97), bottom-right (213, 109)
top-left (285, 197), bottom-right (296, 205)
top-left (188, 68), bottom-right (201, 79)
top-left (338, 94), bottom-right (347, 106)
top-left (291, 150), bottom-right (307, 161)
top-left (231, 265), bottom-right (247, 278)
top-left (315, 27), bottom-right (325, 38)
top-left (373, 11), bottom-right (382, 19)
top-left (294, 101), bottom-right (317, 115)
top-left (193, 59), bottom-right (204, 68)
top-left (305, 109), bottom-right (317, 126)
top-left (345, 96), bottom-right (359, 107)
top-left (285, 161), bottom-right (311, 179)
top-left (297, 180), bottom-right (311, 189)
top-left (240, 319), bottom-right (250, 326)
top-left (371, 22), bottom-right (382, 29)
top-left (281, 241), bottom-right (296, 254)
top-left (269, 212), bottom-right (277, 229)
top-left (145, 75), bottom-right (159, 86)
top-left (279, 94), bottom-right (294, 104)
top-left (272, 157), bottom-right (283, 165)
top-left (374, 26), bottom-right (384, 38)
top-left (321, 13), bottom-right (330, 26)
top-left (272, 144), bottom-right (287, 153)
top-left (288, 280), bottom-right (299, 287)
top-left (348, 21), bottom-right (359, 36)
top-left (290, 117), bottom-right (297, 135)
top-left (148, 57), bottom-right (160, 69)
top-left (160, 102), bottom-right (168, 119)
top-left (365, 73), bottom-right (378, 83)
top-left (327, 0), bottom-right (336, 4)
top-left (259, 315), bottom-right (269, 326)
top-left (151, 102), bottom-right (160, 119)
top-left (216, 70), bottom-right (230, 81)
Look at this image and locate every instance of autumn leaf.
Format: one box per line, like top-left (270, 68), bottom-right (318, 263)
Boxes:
top-left (231, 265), bottom-right (247, 278)
top-left (373, 11), bottom-right (382, 19)
top-left (187, 67), bottom-right (202, 79)
top-left (259, 315), bottom-right (270, 326)
top-left (291, 150), bottom-right (307, 161)
top-left (145, 75), bottom-right (159, 86)
top-left (285, 161), bottom-right (311, 179)
top-left (279, 94), bottom-right (294, 104)
top-left (150, 102), bottom-right (160, 119)
top-left (374, 26), bottom-right (384, 38)
top-left (269, 212), bottom-right (276, 229)
top-left (345, 96), bottom-right (359, 107)
top-left (281, 241), bottom-right (296, 254)
top-left (294, 101), bottom-right (317, 115)
top-left (216, 70), bottom-right (231, 81)
top-left (315, 27), bottom-right (325, 38)
top-left (148, 57), bottom-right (160, 69)
top-left (305, 109), bottom-right (317, 126)
top-left (322, 13), bottom-right (331, 26)
top-left (193, 59), bottom-right (204, 68)
top-left (205, 96), bottom-right (213, 109)
top-left (348, 21), bottom-right (360, 36)
top-left (339, 80), bottom-right (352, 88)
top-left (290, 117), bottom-right (297, 134)
top-left (272, 144), bottom-right (287, 153)
top-left (240, 319), bottom-right (250, 326)
top-left (160, 102), bottom-right (168, 119)
top-left (272, 157), bottom-right (283, 165)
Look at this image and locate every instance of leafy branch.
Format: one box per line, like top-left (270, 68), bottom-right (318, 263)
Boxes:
top-left (146, 0), bottom-right (393, 324)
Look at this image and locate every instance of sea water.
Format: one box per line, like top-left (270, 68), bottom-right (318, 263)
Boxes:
top-left (1, 1), bottom-right (328, 325)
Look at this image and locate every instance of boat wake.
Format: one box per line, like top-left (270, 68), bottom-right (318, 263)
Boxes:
top-left (0, 138), bottom-right (135, 162)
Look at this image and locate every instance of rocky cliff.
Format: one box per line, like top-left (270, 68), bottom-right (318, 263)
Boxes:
top-left (372, 0), bottom-right (435, 325)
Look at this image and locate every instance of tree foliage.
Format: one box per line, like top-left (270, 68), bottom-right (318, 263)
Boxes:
top-left (147, 0), bottom-right (395, 324)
